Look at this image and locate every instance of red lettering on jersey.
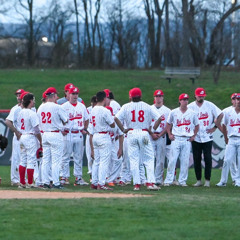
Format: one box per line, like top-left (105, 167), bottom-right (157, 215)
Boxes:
top-left (230, 119), bottom-right (240, 127)
top-left (199, 112), bottom-right (208, 120)
top-left (92, 116), bottom-right (96, 127)
top-left (41, 112), bottom-right (52, 124)
top-left (176, 118), bottom-right (191, 127)
top-left (21, 118), bottom-right (25, 130)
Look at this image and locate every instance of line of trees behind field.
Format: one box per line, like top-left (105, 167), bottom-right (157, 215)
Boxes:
top-left (0, 0), bottom-right (240, 81)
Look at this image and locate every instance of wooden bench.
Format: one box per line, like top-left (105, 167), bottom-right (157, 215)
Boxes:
top-left (163, 67), bottom-right (201, 84)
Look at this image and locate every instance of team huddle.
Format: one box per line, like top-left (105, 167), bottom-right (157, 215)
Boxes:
top-left (5, 84), bottom-right (240, 190)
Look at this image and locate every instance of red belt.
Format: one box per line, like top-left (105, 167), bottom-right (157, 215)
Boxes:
top-left (99, 132), bottom-right (108, 134)
top-left (51, 130), bottom-right (60, 132)
top-left (65, 130), bottom-right (80, 134)
top-left (40, 130), bottom-right (44, 133)
top-left (129, 128), bottom-right (148, 132)
top-left (154, 132), bottom-right (160, 134)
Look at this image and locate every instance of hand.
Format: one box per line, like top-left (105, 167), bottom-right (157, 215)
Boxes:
top-left (224, 137), bottom-right (228, 145)
top-left (91, 149), bottom-right (95, 160)
top-left (61, 130), bottom-right (68, 136)
top-left (123, 128), bottom-right (131, 134)
top-left (169, 134), bottom-right (175, 141)
top-left (151, 133), bottom-right (160, 141)
top-left (15, 131), bottom-right (21, 140)
top-left (117, 149), bottom-right (123, 159)
top-left (188, 135), bottom-right (195, 142)
top-left (81, 129), bottom-right (88, 135)
top-left (206, 127), bottom-right (216, 134)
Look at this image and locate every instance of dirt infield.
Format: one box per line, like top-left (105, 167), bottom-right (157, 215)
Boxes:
top-left (0, 190), bottom-right (152, 199)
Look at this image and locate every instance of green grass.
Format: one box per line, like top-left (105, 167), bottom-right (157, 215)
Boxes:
top-left (0, 69), bottom-right (240, 109)
top-left (0, 166), bottom-right (240, 240)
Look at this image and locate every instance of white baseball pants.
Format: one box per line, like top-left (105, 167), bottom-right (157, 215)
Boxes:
top-left (61, 132), bottom-right (84, 179)
top-left (164, 136), bottom-right (191, 185)
top-left (151, 136), bottom-right (166, 184)
top-left (127, 130), bottom-right (155, 185)
top-left (19, 135), bottom-right (38, 169)
top-left (85, 134), bottom-right (93, 174)
top-left (92, 133), bottom-right (111, 186)
top-left (107, 139), bottom-right (123, 183)
top-left (42, 132), bottom-right (63, 186)
top-left (10, 135), bottom-right (20, 184)
top-left (219, 137), bottom-right (240, 184)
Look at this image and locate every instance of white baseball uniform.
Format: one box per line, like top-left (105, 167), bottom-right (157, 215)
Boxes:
top-left (222, 106), bottom-right (238, 182)
top-left (219, 107), bottom-right (240, 185)
top-left (151, 104), bottom-right (171, 184)
top-left (86, 106), bottom-right (93, 175)
top-left (164, 107), bottom-right (199, 185)
top-left (106, 125), bottom-right (124, 183)
top-left (110, 100), bottom-right (121, 115)
top-left (17, 109), bottom-right (39, 177)
top-left (61, 101), bottom-right (89, 180)
top-left (37, 102), bottom-right (68, 187)
top-left (89, 106), bottom-right (114, 186)
top-left (6, 104), bottom-right (21, 185)
top-left (116, 101), bottom-right (160, 185)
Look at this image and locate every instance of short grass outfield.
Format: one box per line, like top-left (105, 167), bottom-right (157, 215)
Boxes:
top-left (0, 69), bottom-right (240, 109)
top-left (0, 166), bottom-right (240, 240)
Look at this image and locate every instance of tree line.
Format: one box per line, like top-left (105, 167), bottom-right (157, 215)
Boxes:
top-left (0, 0), bottom-right (240, 83)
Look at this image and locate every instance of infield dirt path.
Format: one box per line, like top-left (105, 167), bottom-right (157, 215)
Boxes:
top-left (0, 190), bottom-right (152, 199)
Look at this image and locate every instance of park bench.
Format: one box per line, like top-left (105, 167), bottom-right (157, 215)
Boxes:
top-left (163, 67), bottom-right (201, 84)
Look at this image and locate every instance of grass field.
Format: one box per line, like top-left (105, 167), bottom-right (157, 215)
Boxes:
top-left (0, 166), bottom-right (240, 240)
top-left (0, 69), bottom-right (240, 109)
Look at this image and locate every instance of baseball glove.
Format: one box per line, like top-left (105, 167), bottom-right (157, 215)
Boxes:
top-left (0, 135), bottom-right (8, 151)
top-left (36, 147), bottom-right (43, 159)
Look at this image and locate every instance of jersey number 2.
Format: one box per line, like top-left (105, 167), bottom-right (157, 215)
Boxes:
top-left (131, 110), bottom-right (145, 122)
top-left (21, 118), bottom-right (25, 130)
top-left (41, 112), bottom-right (52, 123)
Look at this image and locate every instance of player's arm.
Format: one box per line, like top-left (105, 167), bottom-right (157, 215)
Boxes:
top-left (153, 115), bottom-right (163, 130)
top-left (5, 119), bottom-right (21, 140)
top-left (188, 124), bottom-right (199, 142)
top-left (166, 123), bottom-right (175, 141)
top-left (114, 116), bottom-right (130, 133)
top-left (222, 124), bottom-right (228, 145)
top-left (117, 135), bottom-right (124, 159)
top-left (89, 134), bottom-right (94, 159)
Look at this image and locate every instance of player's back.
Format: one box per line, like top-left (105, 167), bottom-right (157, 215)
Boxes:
top-left (117, 101), bottom-right (159, 129)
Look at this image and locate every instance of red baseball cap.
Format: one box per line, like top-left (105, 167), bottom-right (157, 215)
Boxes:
top-left (130, 88), bottom-right (142, 98)
top-left (153, 90), bottom-right (164, 96)
top-left (42, 91), bottom-right (47, 99)
top-left (64, 83), bottom-right (74, 91)
top-left (15, 89), bottom-right (25, 95)
top-left (20, 91), bottom-right (29, 100)
top-left (231, 93), bottom-right (238, 99)
top-left (236, 93), bottom-right (240, 99)
top-left (69, 87), bottom-right (79, 94)
top-left (104, 89), bottom-right (110, 98)
top-left (179, 93), bottom-right (189, 100)
top-left (105, 106), bottom-right (114, 116)
top-left (195, 88), bottom-right (206, 97)
top-left (45, 87), bottom-right (57, 95)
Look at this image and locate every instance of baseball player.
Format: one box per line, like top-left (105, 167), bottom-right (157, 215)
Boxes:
top-left (60, 86), bottom-right (89, 186)
top-left (150, 90), bottom-right (171, 185)
top-left (188, 88), bottom-right (223, 187)
top-left (5, 89), bottom-right (25, 186)
top-left (115, 87), bottom-right (162, 191)
top-left (164, 94), bottom-right (199, 186)
top-left (105, 106), bottom-right (124, 186)
top-left (37, 87), bottom-right (68, 189)
top-left (216, 93), bottom-right (240, 187)
top-left (85, 96), bottom-right (97, 180)
top-left (89, 91), bottom-right (115, 190)
top-left (57, 83), bottom-right (84, 105)
top-left (17, 93), bottom-right (42, 188)
top-left (109, 90), bottom-right (121, 115)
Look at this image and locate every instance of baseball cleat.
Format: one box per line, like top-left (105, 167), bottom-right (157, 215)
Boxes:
top-left (108, 182), bottom-right (115, 187)
top-left (97, 185), bottom-right (113, 191)
top-left (11, 182), bottom-right (20, 187)
top-left (52, 184), bottom-right (64, 189)
top-left (146, 183), bottom-right (160, 190)
top-left (204, 181), bottom-right (210, 187)
top-left (193, 181), bottom-right (203, 187)
top-left (18, 183), bottom-right (26, 189)
top-left (43, 184), bottom-right (52, 189)
top-left (118, 181), bottom-right (126, 186)
top-left (133, 184), bottom-right (141, 191)
top-left (163, 183), bottom-right (171, 187)
top-left (90, 184), bottom-right (98, 189)
top-left (26, 183), bottom-right (36, 189)
top-left (172, 180), bottom-right (180, 186)
top-left (179, 183), bottom-right (188, 187)
top-left (216, 182), bottom-right (226, 187)
top-left (74, 178), bottom-right (89, 186)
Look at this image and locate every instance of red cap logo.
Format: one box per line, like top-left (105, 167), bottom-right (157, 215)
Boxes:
top-left (15, 89), bottom-right (25, 95)
top-left (195, 88), bottom-right (206, 97)
top-left (64, 83), bottom-right (74, 91)
top-left (153, 90), bottom-right (164, 96)
top-left (179, 93), bottom-right (189, 100)
top-left (69, 87), bottom-right (79, 94)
